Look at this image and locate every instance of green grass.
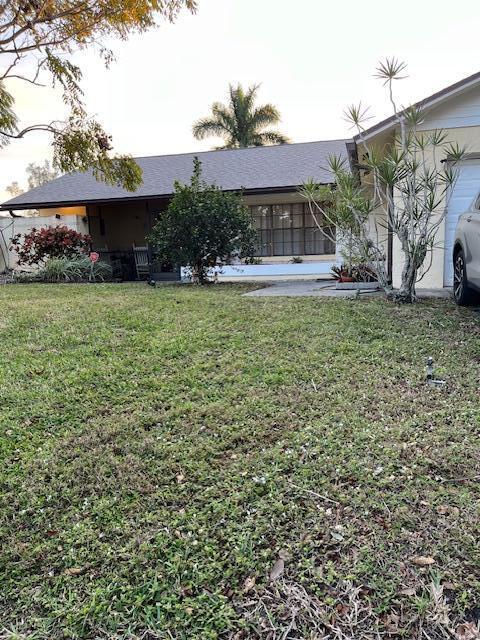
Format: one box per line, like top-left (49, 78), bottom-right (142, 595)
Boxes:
top-left (0, 283), bottom-right (478, 639)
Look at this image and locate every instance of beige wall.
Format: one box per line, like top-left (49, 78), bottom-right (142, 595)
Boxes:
top-left (38, 206), bottom-right (87, 217)
top-left (88, 202), bottom-right (153, 250)
top-left (358, 124), bottom-right (480, 289)
top-left (392, 126), bottom-right (480, 288)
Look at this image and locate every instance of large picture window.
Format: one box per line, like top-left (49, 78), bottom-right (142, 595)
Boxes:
top-left (250, 203), bottom-right (335, 257)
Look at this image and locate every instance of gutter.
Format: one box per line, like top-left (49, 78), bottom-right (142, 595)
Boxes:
top-left (0, 184), bottom-right (335, 212)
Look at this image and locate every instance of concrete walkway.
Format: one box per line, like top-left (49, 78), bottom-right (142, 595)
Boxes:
top-left (244, 279), bottom-right (453, 299)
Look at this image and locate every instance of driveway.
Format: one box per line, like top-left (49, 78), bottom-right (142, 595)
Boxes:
top-left (243, 279), bottom-right (453, 298)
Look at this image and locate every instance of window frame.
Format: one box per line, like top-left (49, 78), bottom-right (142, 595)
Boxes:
top-left (249, 202), bottom-right (335, 257)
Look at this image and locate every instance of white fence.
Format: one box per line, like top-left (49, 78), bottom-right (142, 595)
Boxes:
top-left (0, 215), bottom-right (88, 272)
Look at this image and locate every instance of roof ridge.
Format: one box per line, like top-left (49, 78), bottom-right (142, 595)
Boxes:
top-left (131, 138), bottom-right (352, 161)
top-left (356, 68), bottom-right (480, 141)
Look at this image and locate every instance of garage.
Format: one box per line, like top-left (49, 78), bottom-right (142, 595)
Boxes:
top-left (444, 159), bottom-right (480, 286)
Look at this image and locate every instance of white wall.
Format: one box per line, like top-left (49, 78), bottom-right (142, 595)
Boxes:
top-left (0, 214), bottom-right (89, 272)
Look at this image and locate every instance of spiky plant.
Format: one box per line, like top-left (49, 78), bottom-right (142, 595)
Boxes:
top-left (192, 84), bottom-right (289, 149)
top-left (301, 58), bottom-right (466, 303)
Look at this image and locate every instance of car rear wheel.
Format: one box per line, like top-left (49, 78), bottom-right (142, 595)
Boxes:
top-left (453, 250), bottom-right (476, 305)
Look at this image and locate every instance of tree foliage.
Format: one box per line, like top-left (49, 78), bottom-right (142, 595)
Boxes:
top-left (11, 224), bottom-right (91, 266)
top-left (193, 83), bottom-right (289, 149)
top-left (5, 180), bottom-right (23, 197)
top-left (302, 58), bottom-right (465, 303)
top-left (149, 158), bottom-right (257, 282)
top-left (26, 160), bottom-right (59, 189)
top-left (0, 0), bottom-right (196, 191)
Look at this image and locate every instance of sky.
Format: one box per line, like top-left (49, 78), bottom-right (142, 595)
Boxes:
top-left (1, 0), bottom-right (480, 200)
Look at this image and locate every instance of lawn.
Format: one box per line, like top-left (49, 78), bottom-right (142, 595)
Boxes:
top-left (0, 283), bottom-right (479, 640)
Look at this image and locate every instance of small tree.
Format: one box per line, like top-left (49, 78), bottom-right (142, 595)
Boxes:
top-left (302, 59), bottom-right (465, 303)
top-left (11, 225), bottom-right (91, 267)
top-left (5, 160), bottom-right (59, 216)
top-left (149, 158), bottom-right (256, 283)
top-left (0, 0), bottom-right (196, 190)
top-left (26, 161), bottom-right (59, 189)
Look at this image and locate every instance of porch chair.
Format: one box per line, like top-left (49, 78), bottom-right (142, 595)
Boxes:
top-left (132, 245), bottom-right (150, 280)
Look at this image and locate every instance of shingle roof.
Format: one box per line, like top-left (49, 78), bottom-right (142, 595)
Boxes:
top-left (1, 139), bottom-right (351, 210)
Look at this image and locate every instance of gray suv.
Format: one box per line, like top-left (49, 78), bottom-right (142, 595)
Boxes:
top-left (453, 195), bottom-right (480, 305)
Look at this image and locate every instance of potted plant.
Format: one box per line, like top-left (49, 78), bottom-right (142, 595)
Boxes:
top-left (332, 262), bottom-right (380, 290)
top-left (331, 264), bottom-right (354, 283)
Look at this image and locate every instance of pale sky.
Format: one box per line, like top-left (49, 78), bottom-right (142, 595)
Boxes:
top-left (1, 0), bottom-right (480, 200)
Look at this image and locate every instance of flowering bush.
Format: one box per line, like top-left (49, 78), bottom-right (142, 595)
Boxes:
top-left (10, 225), bottom-right (91, 267)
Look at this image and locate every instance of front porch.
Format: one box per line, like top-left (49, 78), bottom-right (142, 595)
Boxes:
top-left (87, 198), bottom-right (180, 281)
top-left (85, 194), bottom-right (337, 281)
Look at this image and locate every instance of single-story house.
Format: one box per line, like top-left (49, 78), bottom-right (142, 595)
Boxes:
top-left (0, 140), bottom-right (352, 280)
top-left (2, 69), bottom-right (480, 286)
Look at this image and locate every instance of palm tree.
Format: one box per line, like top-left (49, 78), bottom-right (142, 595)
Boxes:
top-left (192, 84), bottom-right (289, 149)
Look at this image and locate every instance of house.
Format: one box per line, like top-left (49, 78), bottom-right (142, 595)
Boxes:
top-left (355, 70), bottom-right (480, 289)
top-left (2, 70), bottom-right (480, 286)
top-left (0, 140), bottom-right (351, 279)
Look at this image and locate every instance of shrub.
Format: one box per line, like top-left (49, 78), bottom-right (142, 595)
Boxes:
top-left (11, 225), bottom-right (91, 267)
top-left (17, 256), bottom-right (112, 282)
top-left (149, 158), bottom-right (256, 283)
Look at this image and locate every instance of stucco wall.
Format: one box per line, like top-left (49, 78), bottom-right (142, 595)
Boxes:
top-left (391, 126), bottom-right (480, 289)
top-left (358, 120), bottom-right (480, 289)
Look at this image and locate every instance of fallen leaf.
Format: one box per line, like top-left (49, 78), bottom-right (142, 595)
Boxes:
top-left (63, 567), bottom-right (85, 576)
top-left (455, 622), bottom-right (480, 640)
top-left (336, 603), bottom-right (350, 616)
top-left (331, 531), bottom-right (344, 542)
top-left (269, 558), bottom-right (285, 581)
top-left (242, 576), bottom-right (256, 593)
top-left (176, 474), bottom-right (185, 484)
top-left (410, 556), bottom-right (435, 566)
top-left (436, 504), bottom-right (459, 516)
top-left (382, 612), bottom-right (400, 632)
top-left (399, 587), bottom-right (416, 596)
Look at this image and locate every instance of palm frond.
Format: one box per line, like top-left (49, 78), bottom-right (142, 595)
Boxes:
top-left (258, 130), bottom-right (289, 145)
top-left (250, 104), bottom-right (282, 129)
top-left (193, 83), bottom-right (287, 148)
top-left (192, 117), bottom-right (227, 140)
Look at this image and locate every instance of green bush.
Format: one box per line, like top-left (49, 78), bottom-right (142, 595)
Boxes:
top-left (149, 157), bottom-right (256, 283)
top-left (17, 256), bottom-right (113, 282)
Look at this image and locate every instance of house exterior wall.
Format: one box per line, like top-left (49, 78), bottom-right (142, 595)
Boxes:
top-left (85, 192), bottom-right (336, 279)
top-left (358, 90), bottom-right (480, 289)
top-left (87, 202), bottom-right (155, 251)
top-left (391, 126), bottom-right (480, 289)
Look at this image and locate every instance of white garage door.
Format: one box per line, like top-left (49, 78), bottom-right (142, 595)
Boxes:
top-left (444, 160), bottom-right (480, 286)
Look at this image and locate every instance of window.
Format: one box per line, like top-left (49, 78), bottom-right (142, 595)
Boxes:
top-left (250, 202), bottom-right (335, 257)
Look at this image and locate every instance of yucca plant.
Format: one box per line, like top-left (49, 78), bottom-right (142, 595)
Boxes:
top-left (301, 58), bottom-right (466, 303)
